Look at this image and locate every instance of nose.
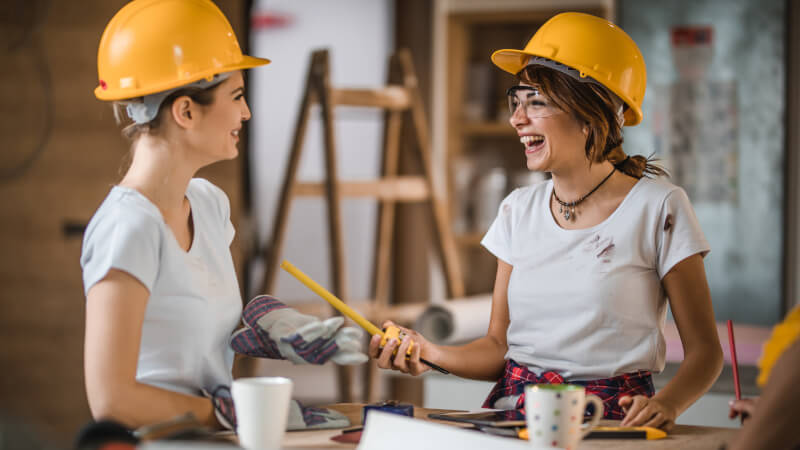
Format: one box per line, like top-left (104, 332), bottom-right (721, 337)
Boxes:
top-left (509, 102), bottom-right (529, 129)
top-left (241, 98), bottom-right (252, 121)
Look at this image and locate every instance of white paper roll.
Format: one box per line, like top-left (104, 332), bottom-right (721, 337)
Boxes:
top-left (414, 295), bottom-right (492, 344)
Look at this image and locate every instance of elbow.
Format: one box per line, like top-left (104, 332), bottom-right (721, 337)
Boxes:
top-left (86, 381), bottom-right (138, 428)
top-left (687, 342), bottom-right (724, 381)
top-left (709, 345), bottom-right (724, 379)
top-left (88, 390), bottom-right (124, 424)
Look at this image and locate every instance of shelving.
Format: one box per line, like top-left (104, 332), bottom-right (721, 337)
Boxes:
top-left (439, 6), bottom-right (610, 293)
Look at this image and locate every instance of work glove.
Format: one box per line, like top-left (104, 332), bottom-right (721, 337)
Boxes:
top-left (230, 295), bottom-right (368, 365)
top-left (287, 400), bottom-right (350, 430)
top-left (204, 387), bottom-right (349, 431)
top-left (204, 385), bottom-right (236, 430)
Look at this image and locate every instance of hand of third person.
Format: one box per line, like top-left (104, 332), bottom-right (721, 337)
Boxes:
top-left (728, 397), bottom-right (758, 422)
top-left (619, 395), bottom-right (677, 431)
top-left (368, 321), bottom-right (433, 376)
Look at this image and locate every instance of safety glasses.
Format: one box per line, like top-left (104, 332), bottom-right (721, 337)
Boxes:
top-left (506, 85), bottom-right (562, 119)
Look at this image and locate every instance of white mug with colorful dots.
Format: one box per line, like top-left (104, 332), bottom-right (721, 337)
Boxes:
top-left (524, 384), bottom-right (604, 450)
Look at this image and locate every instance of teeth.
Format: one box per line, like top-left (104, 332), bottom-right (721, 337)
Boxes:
top-left (520, 135), bottom-right (544, 145)
top-left (232, 130), bottom-right (239, 136)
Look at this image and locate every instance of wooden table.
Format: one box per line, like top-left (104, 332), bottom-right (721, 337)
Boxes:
top-left (279, 403), bottom-right (736, 449)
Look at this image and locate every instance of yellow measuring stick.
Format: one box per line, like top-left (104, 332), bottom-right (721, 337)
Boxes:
top-left (280, 259), bottom-right (450, 374)
top-left (280, 260), bottom-right (382, 336)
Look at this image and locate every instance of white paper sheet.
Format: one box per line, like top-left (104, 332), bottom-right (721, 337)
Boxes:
top-left (357, 411), bottom-right (559, 450)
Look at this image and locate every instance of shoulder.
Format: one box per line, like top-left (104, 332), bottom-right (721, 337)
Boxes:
top-left (630, 176), bottom-right (690, 207)
top-left (85, 187), bottom-right (163, 239)
top-left (81, 187), bottom-right (166, 265)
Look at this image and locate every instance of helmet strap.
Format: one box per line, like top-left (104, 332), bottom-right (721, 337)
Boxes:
top-left (125, 72), bottom-right (232, 125)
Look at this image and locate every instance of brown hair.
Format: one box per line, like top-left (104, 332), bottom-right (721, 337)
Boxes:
top-left (112, 83), bottom-right (221, 140)
top-left (518, 65), bottom-right (666, 179)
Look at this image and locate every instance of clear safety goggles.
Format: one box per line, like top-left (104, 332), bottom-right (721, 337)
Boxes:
top-left (506, 85), bottom-right (562, 119)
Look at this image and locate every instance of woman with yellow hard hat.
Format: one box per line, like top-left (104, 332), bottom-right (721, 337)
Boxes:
top-left (82, 0), bottom-right (366, 431)
top-left (370, 12), bottom-right (722, 430)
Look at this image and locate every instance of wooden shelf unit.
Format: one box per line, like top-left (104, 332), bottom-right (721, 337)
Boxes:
top-left (441, 7), bottom-right (609, 294)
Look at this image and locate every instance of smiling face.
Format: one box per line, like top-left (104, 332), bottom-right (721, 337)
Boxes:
top-left (190, 71), bottom-right (251, 164)
top-left (509, 82), bottom-right (588, 173)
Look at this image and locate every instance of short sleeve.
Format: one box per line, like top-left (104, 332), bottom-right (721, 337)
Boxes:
top-left (480, 189), bottom-right (518, 265)
top-left (655, 188), bottom-right (710, 278)
top-left (80, 210), bottom-right (161, 295)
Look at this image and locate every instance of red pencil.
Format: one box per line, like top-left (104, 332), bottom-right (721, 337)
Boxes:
top-left (726, 319), bottom-right (741, 401)
top-left (727, 319), bottom-right (745, 424)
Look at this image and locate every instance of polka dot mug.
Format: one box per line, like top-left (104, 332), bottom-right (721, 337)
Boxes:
top-left (524, 384), bottom-right (604, 450)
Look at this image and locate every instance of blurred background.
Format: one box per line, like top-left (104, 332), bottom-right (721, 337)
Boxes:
top-left (1, 0), bottom-right (798, 446)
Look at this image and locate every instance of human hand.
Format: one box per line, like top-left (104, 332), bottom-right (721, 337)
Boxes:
top-left (230, 295), bottom-right (368, 365)
top-left (728, 397), bottom-right (758, 421)
top-left (368, 321), bottom-right (432, 376)
top-left (619, 395), bottom-right (678, 431)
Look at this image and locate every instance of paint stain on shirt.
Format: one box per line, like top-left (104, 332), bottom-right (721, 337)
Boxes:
top-left (584, 234), bottom-right (615, 263)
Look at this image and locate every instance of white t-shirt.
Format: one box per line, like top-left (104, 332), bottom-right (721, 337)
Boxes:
top-left (81, 178), bottom-right (243, 395)
top-left (481, 177), bottom-right (710, 380)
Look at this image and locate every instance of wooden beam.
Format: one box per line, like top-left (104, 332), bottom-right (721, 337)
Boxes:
top-left (293, 176), bottom-right (430, 201)
top-left (330, 87), bottom-right (410, 110)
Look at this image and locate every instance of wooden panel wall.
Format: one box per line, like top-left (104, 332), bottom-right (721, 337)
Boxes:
top-left (0, 0), bottom-right (248, 444)
top-left (391, 0), bottom-right (434, 407)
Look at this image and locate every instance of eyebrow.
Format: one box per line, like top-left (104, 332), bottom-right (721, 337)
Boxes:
top-left (509, 86), bottom-right (540, 97)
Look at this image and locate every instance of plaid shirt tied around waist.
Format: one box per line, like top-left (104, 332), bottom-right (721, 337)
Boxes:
top-left (483, 359), bottom-right (655, 420)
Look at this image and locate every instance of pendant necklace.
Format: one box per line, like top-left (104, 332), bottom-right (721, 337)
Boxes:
top-left (552, 168), bottom-right (616, 221)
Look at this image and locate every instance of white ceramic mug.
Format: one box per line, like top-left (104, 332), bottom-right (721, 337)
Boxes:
top-left (232, 377), bottom-right (293, 450)
top-left (524, 384), bottom-right (604, 450)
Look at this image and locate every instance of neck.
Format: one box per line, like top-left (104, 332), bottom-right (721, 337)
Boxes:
top-left (551, 160), bottom-right (615, 202)
top-left (120, 134), bottom-right (199, 217)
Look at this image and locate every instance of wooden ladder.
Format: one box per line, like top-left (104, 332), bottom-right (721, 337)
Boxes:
top-left (257, 48), bottom-right (464, 402)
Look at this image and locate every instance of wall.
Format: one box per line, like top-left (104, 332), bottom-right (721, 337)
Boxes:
top-left (0, 0), bottom-right (248, 444)
top-left (619, 0), bottom-right (787, 325)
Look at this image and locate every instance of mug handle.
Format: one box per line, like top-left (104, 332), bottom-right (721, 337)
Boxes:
top-left (580, 394), bottom-right (604, 438)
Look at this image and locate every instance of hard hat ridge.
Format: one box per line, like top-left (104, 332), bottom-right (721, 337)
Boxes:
top-left (124, 72), bottom-right (231, 124)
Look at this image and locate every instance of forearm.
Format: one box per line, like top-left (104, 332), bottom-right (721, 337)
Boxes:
top-left (425, 335), bottom-right (507, 381)
top-left (653, 344), bottom-right (723, 415)
top-left (728, 339), bottom-right (800, 450)
top-left (88, 380), bottom-right (217, 430)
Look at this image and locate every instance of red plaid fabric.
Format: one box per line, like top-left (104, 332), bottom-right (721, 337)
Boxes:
top-left (483, 359), bottom-right (654, 419)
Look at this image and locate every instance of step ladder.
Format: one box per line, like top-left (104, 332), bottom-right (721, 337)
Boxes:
top-left (257, 48), bottom-right (464, 402)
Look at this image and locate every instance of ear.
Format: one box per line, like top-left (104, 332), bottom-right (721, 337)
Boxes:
top-left (170, 96), bottom-right (196, 130)
top-left (582, 122), bottom-right (590, 137)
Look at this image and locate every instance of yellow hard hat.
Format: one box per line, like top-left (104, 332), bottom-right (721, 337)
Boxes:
top-left (95, 0), bottom-right (270, 101)
top-left (491, 12), bottom-right (646, 126)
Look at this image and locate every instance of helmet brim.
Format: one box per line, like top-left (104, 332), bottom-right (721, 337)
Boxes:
top-left (490, 48), bottom-right (642, 126)
top-left (94, 55), bottom-right (271, 101)
top-left (490, 49), bottom-right (532, 76)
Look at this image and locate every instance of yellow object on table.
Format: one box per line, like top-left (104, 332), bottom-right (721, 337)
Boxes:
top-left (518, 426), bottom-right (666, 440)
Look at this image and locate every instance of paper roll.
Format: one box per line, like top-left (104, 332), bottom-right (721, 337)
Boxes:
top-left (414, 295), bottom-right (492, 344)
